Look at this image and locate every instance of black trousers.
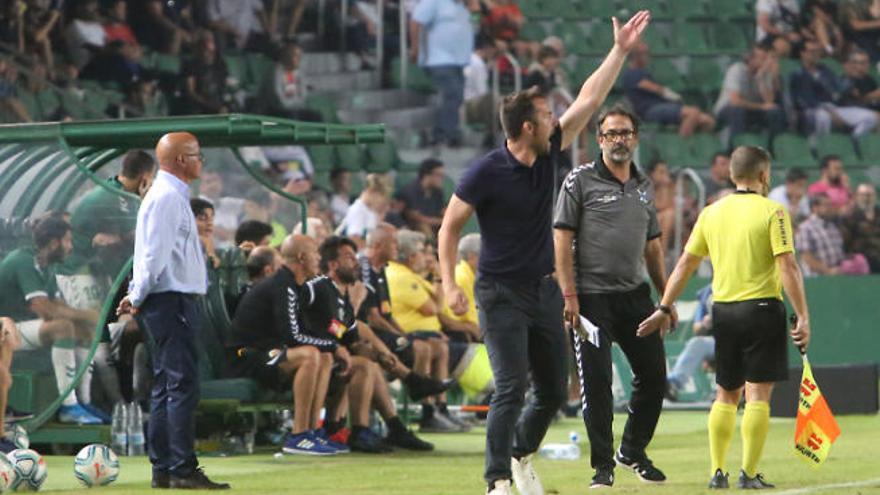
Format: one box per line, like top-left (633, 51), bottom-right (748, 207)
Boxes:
top-left (476, 275), bottom-right (568, 484)
top-left (137, 292), bottom-right (201, 478)
top-left (572, 283), bottom-right (666, 470)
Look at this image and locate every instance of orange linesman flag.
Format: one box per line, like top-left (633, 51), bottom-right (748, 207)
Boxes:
top-left (794, 354), bottom-right (841, 467)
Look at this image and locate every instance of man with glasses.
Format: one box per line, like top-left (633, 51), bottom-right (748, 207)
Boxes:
top-left (118, 132), bottom-right (230, 490)
top-left (553, 104), bottom-right (671, 488)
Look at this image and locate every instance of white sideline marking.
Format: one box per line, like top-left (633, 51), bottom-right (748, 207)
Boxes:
top-left (774, 478), bottom-right (880, 494)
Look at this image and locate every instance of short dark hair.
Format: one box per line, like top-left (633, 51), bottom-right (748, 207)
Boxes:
top-left (318, 235), bottom-right (358, 273)
top-left (596, 103), bottom-right (640, 135)
top-left (121, 150), bottom-right (155, 180)
top-left (646, 159), bottom-right (667, 175)
top-left (537, 45), bottom-right (560, 62)
top-left (820, 154), bottom-right (841, 170)
top-left (235, 220), bottom-right (273, 246)
top-left (246, 248), bottom-right (276, 279)
top-left (810, 192), bottom-right (830, 210)
top-left (189, 198), bottom-right (214, 217)
top-left (33, 216), bottom-right (70, 249)
top-left (418, 158), bottom-right (443, 180)
top-left (712, 151), bottom-right (729, 164)
top-left (330, 168), bottom-right (349, 182)
top-left (785, 167), bottom-right (808, 183)
top-left (729, 146), bottom-right (771, 182)
top-left (499, 86), bottom-right (545, 139)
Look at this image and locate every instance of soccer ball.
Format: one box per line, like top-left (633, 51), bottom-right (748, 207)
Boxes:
top-left (0, 455), bottom-right (18, 492)
top-left (3, 426), bottom-right (28, 450)
top-left (6, 449), bottom-right (46, 492)
top-left (73, 444), bottom-right (119, 487)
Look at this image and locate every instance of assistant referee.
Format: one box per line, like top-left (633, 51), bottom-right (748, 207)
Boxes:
top-left (638, 146), bottom-right (811, 490)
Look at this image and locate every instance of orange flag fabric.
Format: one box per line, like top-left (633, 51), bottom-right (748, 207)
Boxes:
top-left (794, 354), bottom-right (841, 467)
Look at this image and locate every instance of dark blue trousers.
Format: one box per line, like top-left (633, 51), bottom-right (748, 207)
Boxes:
top-left (137, 292), bottom-right (200, 478)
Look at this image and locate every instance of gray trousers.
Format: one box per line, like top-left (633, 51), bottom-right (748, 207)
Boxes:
top-left (476, 275), bottom-right (568, 484)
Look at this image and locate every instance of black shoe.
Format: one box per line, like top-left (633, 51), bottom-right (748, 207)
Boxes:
top-left (169, 468), bottom-right (230, 490)
top-left (385, 428), bottom-right (434, 451)
top-left (708, 469), bottom-right (729, 489)
top-left (737, 470), bottom-right (775, 489)
top-left (615, 449), bottom-right (666, 484)
top-left (665, 380), bottom-right (680, 402)
top-left (152, 471), bottom-right (170, 489)
top-left (405, 374), bottom-right (454, 401)
top-left (4, 406), bottom-right (33, 422)
top-left (590, 468), bottom-right (614, 489)
top-left (0, 439), bottom-right (16, 454)
top-left (419, 412), bottom-right (462, 433)
top-left (349, 428), bottom-right (392, 453)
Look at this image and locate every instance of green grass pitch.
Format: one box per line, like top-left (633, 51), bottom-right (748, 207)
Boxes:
top-left (35, 412), bottom-right (880, 494)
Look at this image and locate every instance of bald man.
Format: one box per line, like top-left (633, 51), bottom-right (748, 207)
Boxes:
top-left (228, 234), bottom-right (352, 455)
top-left (118, 132), bottom-right (230, 490)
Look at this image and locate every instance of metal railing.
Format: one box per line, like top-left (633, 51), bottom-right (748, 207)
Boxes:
top-left (399, 1), bottom-right (409, 89)
top-left (673, 168), bottom-right (707, 257)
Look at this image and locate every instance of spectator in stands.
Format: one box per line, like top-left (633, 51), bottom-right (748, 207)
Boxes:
top-left (191, 198), bottom-right (220, 269)
top-left (293, 217), bottom-right (330, 246)
top-left (262, 144), bottom-right (316, 184)
top-left (130, 0), bottom-right (194, 55)
top-left (463, 35), bottom-right (497, 142)
top-left (225, 245), bottom-right (280, 316)
top-left (646, 160), bottom-right (675, 251)
top-left (123, 78), bottom-right (165, 117)
top-left (808, 155), bottom-right (853, 215)
top-left (622, 43), bottom-right (715, 137)
top-left (0, 2), bottom-right (24, 52)
top-left (0, 58), bottom-right (31, 122)
top-left (410, 0), bottom-right (474, 147)
top-left (65, 0), bottom-right (106, 69)
top-left (842, 49), bottom-right (880, 111)
top-left (769, 167), bottom-right (811, 224)
top-left (702, 152), bottom-right (734, 201)
top-left (524, 46), bottom-right (562, 95)
top-left (790, 40), bottom-right (879, 138)
top-left (235, 220), bottom-right (274, 253)
top-left (842, 183), bottom-right (880, 272)
top-left (439, 233), bottom-right (480, 342)
top-left (803, 0), bottom-right (845, 57)
top-left (103, 0), bottom-right (138, 46)
top-left (796, 192), bottom-right (869, 275)
top-left (329, 168), bottom-right (352, 225)
top-left (258, 41), bottom-right (321, 121)
top-left (0, 217), bottom-right (104, 425)
top-left (205, 0), bottom-right (271, 52)
top-left (22, 0), bottom-right (61, 74)
top-left (0, 317), bottom-right (19, 452)
top-left (666, 284), bottom-right (714, 402)
top-left (386, 229), bottom-right (464, 432)
top-left (715, 45), bottom-right (785, 141)
top-left (81, 39), bottom-right (144, 88)
top-left (180, 30), bottom-right (231, 114)
top-left (228, 234), bottom-right (351, 455)
top-left (480, 0), bottom-right (523, 47)
top-left (338, 173), bottom-right (390, 247)
top-left (397, 159), bottom-right (446, 238)
top-left (839, 0), bottom-right (880, 63)
top-left (317, 236), bottom-right (436, 452)
top-left (755, 0), bottom-right (803, 57)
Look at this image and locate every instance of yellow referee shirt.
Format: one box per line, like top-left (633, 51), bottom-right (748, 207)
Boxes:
top-left (385, 261), bottom-right (442, 333)
top-left (685, 191), bottom-right (795, 303)
top-left (442, 260), bottom-right (479, 325)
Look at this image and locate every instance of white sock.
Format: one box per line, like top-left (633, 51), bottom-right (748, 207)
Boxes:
top-left (75, 346), bottom-right (94, 405)
top-left (52, 345), bottom-right (78, 407)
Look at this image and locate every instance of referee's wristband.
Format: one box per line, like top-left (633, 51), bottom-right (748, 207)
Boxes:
top-left (657, 304), bottom-right (673, 315)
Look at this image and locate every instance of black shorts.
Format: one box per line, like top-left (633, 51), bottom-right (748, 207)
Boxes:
top-left (712, 298), bottom-right (789, 390)
top-left (372, 328), bottom-right (414, 367)
top-left (227, 348), bottom-right (288, 391)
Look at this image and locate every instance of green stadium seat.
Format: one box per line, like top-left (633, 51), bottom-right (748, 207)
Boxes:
top-left (304, 94), bottom-right (340, 123)
top-left (520, 0), bottom-right (544, 18)
top-left (857, 134), bottom-right (880, 164)
top-left (587, 0), bottom-right (619, 18)
top-left (306, 145), bottom-right (335, 171)
top-left (154, 53), bottom-right (181, 74)
top-left (687, 58), bottom-right (724, 95)
top-left (731, 132), bottom-right (769, 149)
top-left (639, 0), bottom-right (669, 19)
top-left (245, 53), bottom-right (275, 92)
top-left (671, 23), bottom-right (711, 55)
top-left (689, 134), bottom-right (723, 165)
top-left (773, 133), bottom-right (816, 169)
top-left (712, 0), bottom-right (752, 20)
top-left (651, 132), bottom-right (690, 166)
top-left (641, 27), bottom-right (671, 55)
top-left (589, 22), bottom-right (614, 54)
top-left (390, 57), bottom-right (435, 93)
top-left (651, 58), bottom-right (685, 92)
top-left (224, 53), bottom-right (248, 90)
top-left (712, 23), bottom-right (749, 55)
top-left (519, 22), bottom-right (548, 42)
top-left (335, 144), bottom-right (366, 171)
top-left (366, 141), bottom-right (400, 172)
top-left (312, 171), bottom-right (332, 191)
top-left (824, 59), bottom-right (844, 77)
top-left (815, 134), bottom-right (860, 165)
top-left (556, 22), bottom-right (588, 55)
top-left (669, 0), bottom-right (710, 19)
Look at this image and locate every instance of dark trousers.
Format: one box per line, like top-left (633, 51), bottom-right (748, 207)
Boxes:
top-left (137, 292), bottom-right (200, 478)
top-left (476, 275), bottom-right (568, 483)
top-left (572, 283), bottom-right (666, 470)
top-left (719, 104), bottom-right (787, 137)
top-left (426, 65), bottom-right (465, 143)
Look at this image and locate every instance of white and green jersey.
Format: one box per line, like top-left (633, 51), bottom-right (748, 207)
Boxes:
top-left (0, 246), bottom-right (58, 321)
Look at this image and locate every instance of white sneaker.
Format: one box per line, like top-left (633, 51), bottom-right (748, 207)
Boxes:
top-left (511, 455), bottom-right (544, 495)
top-left (487, 479), bottom-right (513, 494)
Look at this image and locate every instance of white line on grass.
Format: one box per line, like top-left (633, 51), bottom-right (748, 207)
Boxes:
top-left (774, 478), bottom-right (880, 494)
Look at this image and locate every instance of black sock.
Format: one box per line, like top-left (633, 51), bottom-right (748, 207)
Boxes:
top-left (350, 424), bottom-right (369, 436)
top-left (437, 402), bottom-right (449, 415)
top-left (386, 416), bottom-right (406, 435)
top-left (324, 417), bottom-right (345, 435)
top-left (421, 403), bottom-right (434, 420)
top-left (403, 371), bottom-right (417, 386)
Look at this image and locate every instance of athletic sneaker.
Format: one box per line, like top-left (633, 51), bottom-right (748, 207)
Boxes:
top-left (405, 374), bottom-right (454, 401)
top-left (737, 470), bottom-right (775, 489)
top-left (348, 428), bottom-right (391, 453)
top-left (418, 412), bottom-right (461, 433)
top-left (4, 406), bottom-right (33, 422)
top-left (81, 403), bottom-right (111, 424)
top-left (615, 449), bottom-right (667, 484)
top-left (486, 479), bottom-right (512, 494)
top-left (708, 469), bottom-right (729, 489)
top-left (510, 454), bottom-right (543, 495)
top-left (314, 428), bottom-right (351, 454)
top-left (590, 468), bottom-right (614, 489)
top-left (384, 428), bottom-right (434, 451)
top-left (328, 426), bottom-right (351, 446)
top-left (57, 403), bottom-right (104, 425)
top-left (0, 438), bottom-right (16, 454)
top-left (439, 410), bottom-right (471, 432)
top-left (282, 431), bottom-right (338, 456)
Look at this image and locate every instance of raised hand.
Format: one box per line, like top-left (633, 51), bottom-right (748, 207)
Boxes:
top-left (613, 10), bottom-right (651, 53)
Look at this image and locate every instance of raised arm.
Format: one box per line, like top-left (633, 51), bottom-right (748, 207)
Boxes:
top-left (558, 10), bottom-right (651, 149)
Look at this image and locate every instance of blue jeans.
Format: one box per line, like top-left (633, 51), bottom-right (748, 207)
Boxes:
top-left (137, 292), bottom-right (201, 478)
top-left (668, 335), bottom-right (715, 388)
top-left (426, 65), bottom-right (465, 143)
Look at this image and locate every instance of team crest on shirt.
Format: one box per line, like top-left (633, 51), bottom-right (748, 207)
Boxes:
top-left (636, 188), bottom-right (650, 204)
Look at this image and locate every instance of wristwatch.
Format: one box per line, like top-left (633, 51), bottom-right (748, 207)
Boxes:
top-left (657, 304), bottom-right (673, 315)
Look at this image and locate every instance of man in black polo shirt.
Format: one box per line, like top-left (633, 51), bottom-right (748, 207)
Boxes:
top-left (438, 11), bottom-right (651, 495)
top-left (554, 104), bottom-right (672, 488)
top-left (397, 158), bottom-right (446, 237)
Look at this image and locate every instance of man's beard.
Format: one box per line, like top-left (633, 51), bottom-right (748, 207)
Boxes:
top-left (337, 267), bottom-right (358, 284)
top-left (48, 246), bottom-right (65, 265)
top-left (829, 175), bottom-right (842, 186)
top-left (608, 144), bottom-right (632, 163)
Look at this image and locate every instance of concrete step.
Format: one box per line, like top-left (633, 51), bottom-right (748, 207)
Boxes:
top-left (307, 70), bottom-right (380, 92)
top-left (328, 89), bottom-right (434, 111)
top-left (299, 52), bottom-right (362, 75)
top-left (338, 106), bottom-right (436, 128)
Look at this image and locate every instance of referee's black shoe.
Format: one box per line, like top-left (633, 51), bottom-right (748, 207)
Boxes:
top-left (708, 469), bottom-right (729, 489)
top-left (737, 470), bottom-right (775, 489)
top-left (590, 468), bottom-right (614, 489)
top-left (614, 449), bottom-right (667, 484)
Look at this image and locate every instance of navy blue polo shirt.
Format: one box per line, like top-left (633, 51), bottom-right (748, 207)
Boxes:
top-left (455, 126), bottom-right (562, 282)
